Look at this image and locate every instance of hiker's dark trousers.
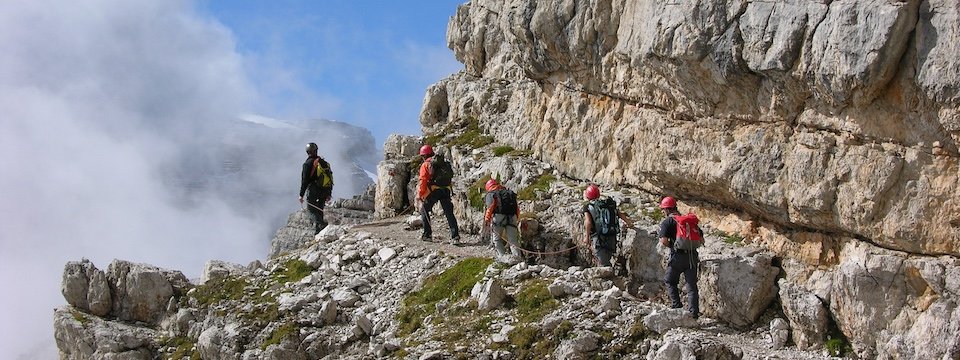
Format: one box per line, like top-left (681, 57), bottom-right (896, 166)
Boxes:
top-left (307, 187), bottom-right (331, 235)
top-left (421, 188), bottom-right (459, 239)
top-left (592, 235), bottom-right (617, 267)
top-left (664, 250), bottom-right (699, 315)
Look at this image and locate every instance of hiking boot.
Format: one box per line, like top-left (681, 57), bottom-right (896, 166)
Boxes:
top-left (421, 236), bottom-right (433, 242)
top-left (670, 304), bottom-right (683, 309)
top-left (450, 235), bottom-right (461, 246)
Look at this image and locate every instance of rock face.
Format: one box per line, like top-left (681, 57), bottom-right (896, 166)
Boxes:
top-left (374, 134), bottom-right (421, 218)
top-left (107, 260), bottom-right (190, 325)
top-left (62, 259), bottom-right (112, 317)
top-left (428, 0), bottom-right (960, 358)
top-left (440, 0), bottom-right (960, 258)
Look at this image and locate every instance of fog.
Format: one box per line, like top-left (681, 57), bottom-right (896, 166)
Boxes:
top-left (0, 0), bottom-right (375, 358)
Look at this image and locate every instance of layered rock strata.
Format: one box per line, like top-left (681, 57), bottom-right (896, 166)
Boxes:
top-left (420, 0), bottom-right (960, 357)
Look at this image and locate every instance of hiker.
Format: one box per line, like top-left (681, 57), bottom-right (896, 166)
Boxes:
top-left (582, 184), bottom-right (635, 267)
top-left (481, 179), bottom-right (522, 262)
top-left (299, 143), bottom-right (334, 234)
top-left (658, 196), bottom-right (702, 318)
top-left (416, 144), bottom-right (461, 244)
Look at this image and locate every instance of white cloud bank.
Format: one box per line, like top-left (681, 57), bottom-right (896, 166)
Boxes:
top-left (0, 0), bottom-right (337, 358)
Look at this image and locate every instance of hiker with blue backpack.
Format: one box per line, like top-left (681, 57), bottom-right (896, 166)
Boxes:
top-left (658, 196), bottom-right (703, 318)
top-left (299, 142), bottom-right (334, 235)
top-left (582, 184), bottom-right (636, 267)
top-left (481, 179), bottom-right (523, 263)
top-left (416, 144), bottom-right (461, 245)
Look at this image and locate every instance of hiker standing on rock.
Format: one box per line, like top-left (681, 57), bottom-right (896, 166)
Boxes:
top-left (658, 196), bottom-right (703, 318)
top-left (482, 179), bottom-right (522, 263)
top-left (582, 184), bottom-right (635, 267)
top-left (299, 143), bottom-right (334, 235)
top-left (416, 145), bottom-right (461, 244)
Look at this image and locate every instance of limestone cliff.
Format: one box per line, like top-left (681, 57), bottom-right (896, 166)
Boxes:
top-left (429, 0), bottom-right (959, 257)
top-left (408, 0), bottom-right (960, 357)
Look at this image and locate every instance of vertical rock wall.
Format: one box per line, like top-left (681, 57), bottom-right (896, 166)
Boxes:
top-left (427, 0), bottom-right (960, 357)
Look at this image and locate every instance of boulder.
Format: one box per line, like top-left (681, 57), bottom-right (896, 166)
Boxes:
top-left (770, 318), bottom-right (790, 350)
top-left (200, 260), bottom-right (247, 285)
top-left (698, 250), bottom-right (780, 327)
top-left (61, 259), bottom-right (112, 317)
top-left (197, 324), bottom-right (244, 360)
top-left (778, 279), bottom-right (828, 350)
top-left (475, 279), bottom-right (507, 311)
top-left (320, 299), bottom-right (338, 325)
top-left (643, 309), bottom-right (699, 334)
top-left (374, 160), bottom-right (411, 218)
top-left (383, 134), bottom-right (422, 160)
top-left (554, 331), bottom-right (600, 360)
top-left (53, 308), bottom-right (157, 360)
top-left (107, 260), bottom-right (189, 325)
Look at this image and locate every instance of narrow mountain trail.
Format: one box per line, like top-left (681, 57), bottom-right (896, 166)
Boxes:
top-left (350, 216), bottom-right (495, 259)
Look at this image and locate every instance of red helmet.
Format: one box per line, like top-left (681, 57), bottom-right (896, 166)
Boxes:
top-left (419, 144), bottom-right (434, 156)
top-left (485, 179), bottom-right (499, 192)
top-left (584, 184), bottom-right (600, 200)
top-left (660, 196), bottom-right (677, 209)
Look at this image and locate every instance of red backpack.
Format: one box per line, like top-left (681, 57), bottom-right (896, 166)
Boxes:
top-left (672, 213), bottom-right (703, 251)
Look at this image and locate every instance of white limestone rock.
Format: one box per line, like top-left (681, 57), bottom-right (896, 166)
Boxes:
top-left (61, 259), bottom-right (112, 317)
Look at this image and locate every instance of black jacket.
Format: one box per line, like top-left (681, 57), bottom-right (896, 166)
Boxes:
top-left (300, 155), bottom-right (332, 198)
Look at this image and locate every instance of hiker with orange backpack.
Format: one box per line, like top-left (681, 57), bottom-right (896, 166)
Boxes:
top-left (299, 143), bottom-right (334, 234)
top-left (658, 196), bottom-right (703, 318)
top-left (582, 184), bottom-right (635, 267)
top-left (481, 179), bottom-right (522, 263)
top-left (416, 145), bottom-right (461, 244)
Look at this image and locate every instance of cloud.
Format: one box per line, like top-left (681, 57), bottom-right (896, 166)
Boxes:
top-left (0, 0), bottom-right (354, 358)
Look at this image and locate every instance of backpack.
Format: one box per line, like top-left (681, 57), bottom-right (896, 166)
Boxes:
top-left (491, 188), bottom-right (518, 215)
top-left (312, 158), bottom-right (334, 188)
top-left (672, 213), bottom-right (703, 251)
top-left (587, 197), bottom-right (620, 236)
top-left (429, 154), bottom-right (454, 187)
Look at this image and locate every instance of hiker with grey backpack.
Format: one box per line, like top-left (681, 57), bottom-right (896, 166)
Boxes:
top-left (582, 184), bottom-right (636, 267)
top-left (657, 196), bottom-right (703, 318)
top-left (481, 179), bottom-right (523, 264)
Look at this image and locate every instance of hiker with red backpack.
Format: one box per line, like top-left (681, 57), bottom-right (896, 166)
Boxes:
top-left (482, 179), bottom-right (522, 263)
top-left (416, 145), bottom-right (461, 244)
top-left (658, 196), bottom-right (703, 318)
top-left (582, 184), bottom-right (636, 267)
top-left (299, 142), bottom-right (334, 235)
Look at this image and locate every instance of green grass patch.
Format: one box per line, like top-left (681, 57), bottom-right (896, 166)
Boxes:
top-left (493, 145), bottom-right (515, 156)
top-left (449, 118), bottom-right (494, 149)
top-left (262, 322), bottom-right (299, 350)
top-left (190, 276), bottom-right (249, 307)
top-left (501, 323), bottom-right (570, 360)
top-left (271, 258), bottom-right (313, 284)
top-left (162, 337), bottom-right (201, 360)
top-left (517, 174), bottom-right (556, 201)
top-left (396, 257), bottom-right (494, 336)
top-left (714, 230), bottom-right (744, 245)
top-left (468, 174), bottom-right (494, 211)
top-left (825, 331), bottom-right (853, 357)
top-left (513, 279), bottom-right (559, 323)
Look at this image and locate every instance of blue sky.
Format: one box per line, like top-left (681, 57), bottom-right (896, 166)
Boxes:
top-left (0, 1), bottom-right (464, 358)
top-left (197, 1), bottom-right (464, 144)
